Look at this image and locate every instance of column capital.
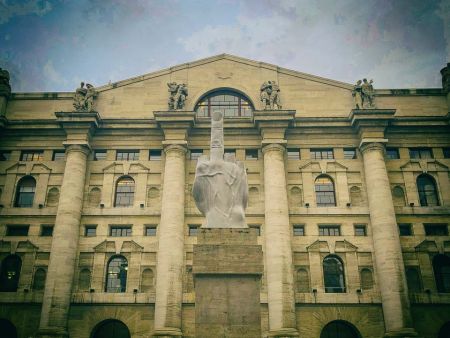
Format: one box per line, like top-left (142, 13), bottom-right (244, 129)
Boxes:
top-left (359, 141), bottom-right (386, 155)
top-left (55, 111), bottom-right (100, 145)
top-left (163, 143), bottom-right (187, 155)
top-left (262, 142), bottom-right (286, 154)
top-left (63, 143), bottom-right (91, 155)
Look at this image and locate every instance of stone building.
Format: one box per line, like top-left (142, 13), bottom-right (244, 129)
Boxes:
top-left (0, 55), bottom-right (449, 338)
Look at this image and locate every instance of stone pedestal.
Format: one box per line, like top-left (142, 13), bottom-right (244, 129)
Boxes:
top-left (193, 228), bottom-right (263, 338)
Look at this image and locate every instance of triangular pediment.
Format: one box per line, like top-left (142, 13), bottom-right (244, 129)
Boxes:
top-left (335, 240), bottom-right (358, 252)
top-left (17, 240), bottom-right (39, 252)
top-left (120, 240), bottom-right (144, 253)
top-left (103, 162), bottom-right (150, 175)
top-left (401, 160), bottom-right (448, 172)
top-left (5, 162), bottom-right (51, 174)
top-left (415, 240), bottom-right (438, 252)
top-left (94, 240), bottom-right (116, 253)
top-left (306, 240), bottom-right (329, 252)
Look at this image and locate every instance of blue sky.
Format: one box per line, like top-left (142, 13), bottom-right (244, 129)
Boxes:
top-left (1, 0), bottom-right (449, 92)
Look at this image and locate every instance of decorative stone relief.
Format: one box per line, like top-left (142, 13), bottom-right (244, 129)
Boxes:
top-left (260, 80), bottom-right (282, 109)
top-left (353, 78), bottom-right (375, 108)
top-left (167, 82), bottom-right (188, 110)
top-left (192, 111), bottom-right (248, 228)
top-left (73, 82), bottom-right (96, 112)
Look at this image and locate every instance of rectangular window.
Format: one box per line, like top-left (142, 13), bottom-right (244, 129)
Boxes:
top-left (224, 149), bottom-right (236, 157)
top-left (109, 225), bottom-right (132, 237)
top-left (0, 151), bottom-right (11, 161)
top-left (188, 224), bottom-right (200, 236)
top-left (287, 148), bottom-right (300, 160)
top-left (116, 150), bottom-right (139, 161)
top-left (343, 148), bottom-right (357, 159)
top-left (443, 147), bottom-right (450, 159)
top-left (249, 224), bottom-right (261, 236)
top-left (190, 149), bottom-right (203, 160)
top-left (310, 148), bottom-right (334, 160)
top-left (145, 225), bottom-right (157, 236)
top-left (6, 225), bottom-right (29, 236)
top-left (293, 224), bottom-right (305, 236)
top-left (84, 225), bottom-right (97, 237)
top-left (52, 150), bottom-right (65, 161)
top-left (149, 150), bottom-right (162, 160)
top-left (386, 148), bottom-right (400, 159)
top-left (94, 150), bottom-right (107, 161)
top-left (319, 225), bottom-right (341, 236)
top-left (245, 149), bottom-right (258, 160)
top-left (354, 224), bottom-right (367, 236)
top-left (409, 148), bottom-right (433, 159)
top-left (398, 223), bottom-right (413, 236)
top-left (20, 150), bottom-right (44, 161)
top-left (424, 224), bottom-right (448, 236)
top-left (40, 225), bottom-right (54, 236)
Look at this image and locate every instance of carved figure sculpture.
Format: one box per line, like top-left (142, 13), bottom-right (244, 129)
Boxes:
top-left (352, 80), bottom-right (363, 109)
top-left (260, 81), bottom-right (282, 109)
top-left (0, 68), bottom-right (11, 97)
top-left (73, 82), bottom-right (96, 112)
top-left (192, 111), bottom-right (248, 228)
top-left (361, 78), bottom-right (375, 108)
top-left (167, 82), bottom-right (188, 110)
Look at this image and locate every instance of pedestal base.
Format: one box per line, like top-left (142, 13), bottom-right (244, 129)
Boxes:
top-left (193, 228), bottom-right (263, 338)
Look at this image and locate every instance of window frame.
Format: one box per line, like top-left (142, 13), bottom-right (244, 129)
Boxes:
top-left (385, 148), bottom-right (400, 159)
top-left (116, 150), bottom-right (140, 161)
top-left (109, 225), bottom-right (132, 237)
top-left (354, 224), bottom-right (367, 236)
top-left (287, 148), bottom-right (300, 160)
top-left (149, 150), bottom-right (162, 161)
top-left (424, 223), bottom-right (448, 236)
top-left (188, 224), bottom-right (200, 236)
top-left (114, 176), bottom-right (135, 207)
top-left (310, 148), bottom-right (334, 160)
top-left (40, 225), bottom-right (54, 237)
top-left (293, 224), bottom-right (305, 236)
top-left (417, 174), bottom-right (440, 207)
top-left (20, 150), bottom-right (44, 161)
top-left (343, 148), bottom-right (357, 159)
top-left (190, 149), bottom-right (203, 160)
top-left (14, 176), bottom-right (36, 208)
top-left (245, 149), bottom-right (259, 160)
top-left (0, 151), bottom-right (11, 161)
top-left (323, 255), bottom-right (346, 293)
top-left (318, 224), bottom-right (341, 236)
top-left (195, 89), bottom-right (254, 118)
top-left (6, 225), bottom-right (30, 236)
top-left (409, 147), bottom-right (433, 159)
top-left (84, 225), bottom-right (97, 237)
top-left (93, 150), bottom-right (107, 161)
top-left (144, 225), bottom-right (157, 236)
top-left (398, 223), bottom-right (413, 236)
top-left (52, 150), bottom-right (65, 161)
top-left (105, 255), bottom-right (128, 293)
top-left (315, 175), bottom-right (336, 207)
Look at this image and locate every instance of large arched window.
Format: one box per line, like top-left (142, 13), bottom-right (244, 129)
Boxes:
top-left (0, 255), bottom-right (22, 292)
top-left (195, 89), bottom-right (253, 117)
top-left (323, 255), bottom-right (346, 293)
top-left (315, 175), bottom-right (336, 207)
top-left (114, 176), bottom-right (135, 207)
top-left (91, 319), bottom-right (130, 338)
top-left (417, 174), bottom-right (440, 206)
top-left (105, 256), bottom-right (128, 293)
top-left (433, 254), bottom-right (450, 293)
top-left (14, 176), bottom-right (36, 207)
top-left (320, 320), bottom-right (361, 338)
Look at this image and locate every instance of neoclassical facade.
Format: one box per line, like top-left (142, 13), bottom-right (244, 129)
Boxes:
top-left (0, 55), bottom-right (449, 338)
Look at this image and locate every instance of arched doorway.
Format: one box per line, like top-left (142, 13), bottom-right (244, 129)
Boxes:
top-left (439, 321), bottom-right (450, 338)
top-left (320, 320), bottom-right (361, 338)
top-left (91, 319), bottom-right (130, 338)
top-left (0, 319), bottom-right (17, 338)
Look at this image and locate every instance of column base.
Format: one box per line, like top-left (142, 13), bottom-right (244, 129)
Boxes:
top-left (36, 328), bottom-right (69, 338)
top-left (266, 327), bottom-right (299, 337)
top-left (384, 328), bottom-right (420, 337)
top-left (152, 327), bottom-right (183, 337)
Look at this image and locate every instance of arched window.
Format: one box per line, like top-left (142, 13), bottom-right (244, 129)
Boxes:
top-left (406, 267), bottom-right (422, 293)
top-left (323, 255), bottom-right (346, 293)
top-left (433, 254), bottom-right (450, 293)
top-left (315, 175), bottom-right (336, 207)
top-left (32, 268), bottom-right (46, 291)
top-left (417, 174), bottom-right (440, 206)
top-left (360, 268), bottom-right (374, 290)
top-left (114, 176), bottom-right (135, 207)
top-left (88, 187), bottom-right (101, 207)
top-left (349, 186), bottom-right (363, 206)
top-left (289, 186), bottom-right (303, 208)
top-left (296, 268), bottom-right (310, 292)
top-left (141, 268), bottom-right (154, 292)
top-left (46, 187), bottom-right (60, 207)
top-left (248, 187), bottom-right (260, 207)
top-left (105, 256), bottom-right (128, 293)
top-left (195, 89), bottom-right (254, 118)
top-left (0, 255), bottom-right (22, 292)
top-left (439, 321), bottom-right (450, 338)
top-left (91, 319), bottom-right (130, 338)
top-left (320, 320), bottom-right (361, 338)
top-left (79, 268), bottom-right (91, 291)
top-left (14, 176), bottom-right (36, 207)
top-left (0, 319), bottom-right (17, 338)
top-left (392, 186), bottom-right (406, 206)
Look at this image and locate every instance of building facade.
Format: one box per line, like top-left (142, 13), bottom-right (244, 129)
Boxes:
top-left (0, 55), bottom-right (449, 338)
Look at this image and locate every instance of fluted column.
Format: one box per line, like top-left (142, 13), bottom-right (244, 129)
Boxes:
top-left (262, 143), bottom-right (298, 337)
top-left (153, 144), bottom-right (187, 337)
top-left (360, 142), bottom-right (417, 337)
top-left (37, 144), bottom-right (90, 338)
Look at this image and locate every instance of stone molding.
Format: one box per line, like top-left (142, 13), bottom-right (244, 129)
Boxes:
top-left (163, 143), bottom-right (187, 155)
top-left (359, 142), bottom-right (386, 155)
top-left (64, 143), bottom-right (91, 156)
top-left (262, 142), bottom-right (286, 154)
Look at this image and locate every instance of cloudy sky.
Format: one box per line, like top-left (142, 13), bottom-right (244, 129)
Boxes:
top-left (1, 0), bottom-right (449, 92)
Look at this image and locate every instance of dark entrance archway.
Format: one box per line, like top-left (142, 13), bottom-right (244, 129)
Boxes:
top-left (320, 320), bottom-right (361, 338)
top-left (439, 321), bottom-right (450, 338)
top-left (0, 319), bottom-right (17, 338)
top-left (91, 319), bottom-right (130, 338)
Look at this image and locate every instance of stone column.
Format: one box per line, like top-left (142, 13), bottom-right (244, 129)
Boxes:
top-left (37, 144), bottom-right (90, 338)
top-left (153, 144), bottom-right (187, 337)
top-left (262, 143), bottom-right (298, 337)
top-left (360, 141), bottom-right (417, 337)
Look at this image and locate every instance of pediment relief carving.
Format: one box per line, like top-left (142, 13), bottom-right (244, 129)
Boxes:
top-left (5, 162), bottom-right (51, 175)
top-left (299, 161), bottom-right (322, 172)
top-left (300, 161), bottom-right (348, 173)
top-left (94, 240), bottom-right (143, 253)
top-left (94, 240), bottom-right (116, 253)
top-left (102, 162), bottom-right (150, 175)
top-left (120, 240), bottom-right (144, 253)
top-left (401, 160), bottom-right (448, 172)
top-left (415, 240), bottom-right (438, 252)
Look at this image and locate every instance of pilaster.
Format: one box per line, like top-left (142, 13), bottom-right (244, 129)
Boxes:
top-left (255, 111), bottom-right (298, 337)
top-left (153, 111), bottom-right (193, 338)
top-left (37, 112), bottom-right (98, 338)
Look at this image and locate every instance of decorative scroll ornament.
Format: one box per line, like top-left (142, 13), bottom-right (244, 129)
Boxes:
top-left (167, 82), bottom-right (188, 110)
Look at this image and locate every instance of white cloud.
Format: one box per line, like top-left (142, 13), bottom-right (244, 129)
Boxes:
top-left (43, 60), bottom-right (67, 86)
